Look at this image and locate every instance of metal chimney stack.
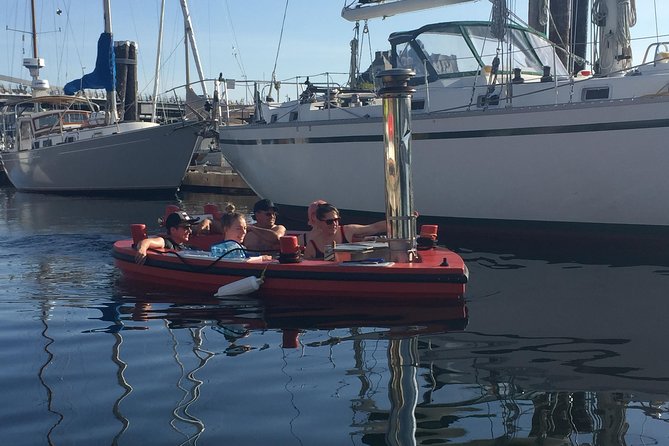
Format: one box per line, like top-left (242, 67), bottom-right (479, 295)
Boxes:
top-left (377, 68), bottom-right (417, 263)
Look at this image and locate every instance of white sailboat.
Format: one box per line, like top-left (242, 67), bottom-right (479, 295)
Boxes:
top-left (0, 0), bottom-right (208, 194)
top-left (217, 0), bottom-right (669, 229)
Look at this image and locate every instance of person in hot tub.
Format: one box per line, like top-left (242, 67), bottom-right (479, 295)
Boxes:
top-left (135, 211), bottom-right (199, 264)
top-left (304, 201), bottom-right (386, 260)
top-left (211, 210), bottom-right (272, 260)
top-left (243, 199), bottom-right (286, 253)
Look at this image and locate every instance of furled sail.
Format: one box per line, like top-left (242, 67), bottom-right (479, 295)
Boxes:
top-left (63, 32), bottom-right (116, 95)
top-left (341, 0), bottom-right (474, 21)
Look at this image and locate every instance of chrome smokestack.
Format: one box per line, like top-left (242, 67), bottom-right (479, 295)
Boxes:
top-left (377, 68), bottom-right (417, 263)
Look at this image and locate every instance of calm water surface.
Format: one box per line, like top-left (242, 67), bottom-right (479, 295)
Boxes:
top-left (1, 187), bottom-right (668, 446)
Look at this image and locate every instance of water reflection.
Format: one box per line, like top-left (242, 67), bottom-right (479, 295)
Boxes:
top-left (110, 332), bottom-right (131, 446)
top-left (167, 326), bottom-right (211, 444)
top-left (0, 188), bottom-right (258, 236)
top-left (5, 187), bottom-right (669, 445)
top-left (91, 291), bottom-right (468, 445)
top-left (25, 254), bottom-right (669, 445)
top-left (38, 309), bottom-right (64, 445)
top-left (86, 287), bottom-right (669, 445)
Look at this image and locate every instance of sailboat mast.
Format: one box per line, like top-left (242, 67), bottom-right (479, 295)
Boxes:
top-left (179, 0), bottom-right (208, 97)
top-left (103, 0), bottom-right (118, 124)
top-left (184, 22), bottom-right (190, 87)
top-left (151, 0), bottom-right (166, 123)
top-left (24, 0), bottom-right (49, 96)
top-left (594, 0), bottom-right (635, 75)
top-left (30, 0), bottom-right (38, 58)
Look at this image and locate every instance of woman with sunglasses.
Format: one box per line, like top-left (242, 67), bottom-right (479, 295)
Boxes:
top-left (304, 201), bottom-right (386, 260)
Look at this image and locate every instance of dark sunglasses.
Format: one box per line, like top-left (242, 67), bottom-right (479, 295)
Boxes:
top-left (259, 211), bottom-right (277, 216)
top-left (177, 224), bottom-right (193, 230)
top-left (320, 217), bottom-right (340, 226)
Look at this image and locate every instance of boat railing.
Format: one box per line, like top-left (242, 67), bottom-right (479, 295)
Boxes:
top-left (166, 73), bottom-right (364, 124)
top-left (641, 42), bottom-right (669, 66)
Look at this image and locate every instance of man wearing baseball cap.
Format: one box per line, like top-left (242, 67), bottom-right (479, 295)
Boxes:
top-left (135, 211), bottom-right (200, 264)
top-left (244, 199), bottom-right (286, 253)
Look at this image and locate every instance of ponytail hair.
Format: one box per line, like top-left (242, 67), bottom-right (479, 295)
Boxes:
top-left (220, 208), bottom-right (245, 236)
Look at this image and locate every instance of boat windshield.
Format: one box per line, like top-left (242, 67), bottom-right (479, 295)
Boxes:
top-left (392, 22), bottom-right (568, 79)
top-left (396, 31), bottom-right (478, 76)
top-left (34, 113), bottom-right (59, 131)
top-left (63, 111), bottom-right (88, 124)
top-left (524, 31), bottom-right (569, 76)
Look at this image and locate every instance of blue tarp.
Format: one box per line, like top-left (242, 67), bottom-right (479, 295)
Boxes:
top-left (63, 32), bottom-right (115, 95)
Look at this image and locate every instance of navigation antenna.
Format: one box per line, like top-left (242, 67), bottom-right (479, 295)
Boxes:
top-left (6, 0), bottom-right (62, 96)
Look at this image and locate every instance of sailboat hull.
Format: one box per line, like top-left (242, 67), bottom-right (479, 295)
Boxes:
top-left (219, 96), bottom-right (669, 228)
top-left (2, 121), bottom-right (201, 193)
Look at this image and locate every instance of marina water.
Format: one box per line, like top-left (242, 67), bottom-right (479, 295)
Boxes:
top-left (1, 186), bottom-right (668, 445)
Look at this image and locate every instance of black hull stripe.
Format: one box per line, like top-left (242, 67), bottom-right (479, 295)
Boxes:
top-left (113, 251), bottom-right (467, 284)
top-left (220, 118), bottom-right (669, 146)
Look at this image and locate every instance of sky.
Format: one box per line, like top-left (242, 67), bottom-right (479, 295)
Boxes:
top-left (1, 0), bottom-right (666, 102)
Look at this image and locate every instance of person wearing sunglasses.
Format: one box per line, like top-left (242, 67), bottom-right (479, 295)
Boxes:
top-left (304, 201), bottom-right (386, 260)
top-left (244, 199), bottom-right (286, 253)
top-left (135, 211), bottom-right (200, 264)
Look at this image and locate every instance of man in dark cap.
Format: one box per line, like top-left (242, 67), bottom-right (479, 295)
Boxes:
top-left (244, 199), bottom-right (286, 252)
top-left (135, 211), bottom-right (200, 264)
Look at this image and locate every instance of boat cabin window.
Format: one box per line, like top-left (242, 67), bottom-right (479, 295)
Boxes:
top-left (411, 99), bottom-right (425, 110)
top-left (289, 111), bottom-right (299, 122)
top-left (270, 114), bottom-right (278, 123)
top-left (582, 87), bottom-right (610, 101)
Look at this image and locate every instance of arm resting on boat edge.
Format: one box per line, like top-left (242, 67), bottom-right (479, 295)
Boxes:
top-left (346, 220), bottom-right (388, 242)
top-left (135, 237), bottom-right (166, 265)
top-left (244, 224), bottom-right (287, 251)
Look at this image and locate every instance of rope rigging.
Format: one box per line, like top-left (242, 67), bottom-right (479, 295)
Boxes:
top-left (348, 19), bottom-right (374, 90)
top-left (490, 0), bottom-right (509, 41)
top-left (267, 0), bottom-right (290, 101)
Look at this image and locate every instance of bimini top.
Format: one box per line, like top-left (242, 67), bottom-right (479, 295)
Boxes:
top-left (11, 95), bottom-right (101, 119)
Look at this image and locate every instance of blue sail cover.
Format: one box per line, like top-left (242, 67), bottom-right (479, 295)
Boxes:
top-left (64, 32), bottom-right (116, 95)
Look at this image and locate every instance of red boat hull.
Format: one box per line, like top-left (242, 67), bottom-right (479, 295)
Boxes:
top-left (112, 239), bottom-right (468, 299)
